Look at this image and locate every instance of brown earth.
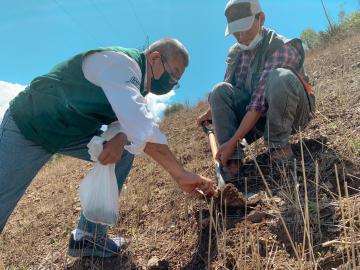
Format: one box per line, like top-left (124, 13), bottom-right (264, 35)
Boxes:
top-left (1, 34), bottom-right (360, 269)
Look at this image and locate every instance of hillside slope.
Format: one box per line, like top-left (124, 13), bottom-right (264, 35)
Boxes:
top-left (1, 34), bottom-right (359, 269)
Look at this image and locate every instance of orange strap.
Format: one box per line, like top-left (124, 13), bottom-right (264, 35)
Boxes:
top-left (286, 66), bottom-right (313, 95)
top-left (297, 73), bottom-right (313, 95)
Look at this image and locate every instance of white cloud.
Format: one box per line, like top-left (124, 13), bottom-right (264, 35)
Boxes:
top-left (0, 81), bottom-right (26, 122)
top-left (146, 91), bottom-right (175, 122)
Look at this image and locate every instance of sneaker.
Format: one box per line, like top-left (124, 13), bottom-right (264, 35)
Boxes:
top-left (268, 144), bottom-right (295, 162)
top-left (68, 231), bottom-right (128, 258)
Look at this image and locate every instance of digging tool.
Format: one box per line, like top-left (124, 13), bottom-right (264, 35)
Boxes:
top-left (201, 122), bottom-right (262, 205)
top-left (201, 122), bottom-right (226, 188)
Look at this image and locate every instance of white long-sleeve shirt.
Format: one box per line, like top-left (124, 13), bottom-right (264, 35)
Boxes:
top-left (82, 50), bottom-right (167, 155)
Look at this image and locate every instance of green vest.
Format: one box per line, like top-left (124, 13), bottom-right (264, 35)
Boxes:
top-left (10, 47), bottom-right (147, 153)
top-left (224, 29), bottom-right (306, 92)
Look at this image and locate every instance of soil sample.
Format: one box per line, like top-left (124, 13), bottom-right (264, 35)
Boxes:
top-left (214, 183), bottom-right (264, 208)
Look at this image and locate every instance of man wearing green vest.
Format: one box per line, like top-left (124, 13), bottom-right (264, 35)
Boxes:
top-left (197, 0), bottom-right (315, 180)
top-left (0, 38), bottom-right (215, 258)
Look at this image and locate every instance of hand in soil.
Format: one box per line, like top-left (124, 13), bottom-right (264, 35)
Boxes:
top-left (177, 171), bottom-right (216, 198)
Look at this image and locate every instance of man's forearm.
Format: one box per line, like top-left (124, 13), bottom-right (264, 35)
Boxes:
top-left (143, 142), bottom-right (185, 182)
top-left (232, 110), bottom-right (262, 142)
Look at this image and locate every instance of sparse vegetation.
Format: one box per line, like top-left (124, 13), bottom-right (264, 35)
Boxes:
top-left (355, 141), bottom-right (360, 155)
top-left (301, 11), bottom-right (360, 50)
top-left (50, 153), bottom-right (64, 162)
top-left (163, 103), bottom-right (185, 117)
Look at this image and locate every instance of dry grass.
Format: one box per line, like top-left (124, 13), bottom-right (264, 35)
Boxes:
top-left (202, 141), bottom-right (360, 269)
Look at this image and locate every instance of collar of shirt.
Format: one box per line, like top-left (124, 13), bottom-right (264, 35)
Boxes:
top-left (143, 53), bottom-right (149, 94)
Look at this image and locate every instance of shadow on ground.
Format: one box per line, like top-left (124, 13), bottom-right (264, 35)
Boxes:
top-left (66, 251), bottom-right (139, 270)
top-left (183, 137), bottom-right (360, 269)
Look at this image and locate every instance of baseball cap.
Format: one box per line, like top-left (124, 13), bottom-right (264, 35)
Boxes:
top-left (224, 0), bottom-right (262, 36)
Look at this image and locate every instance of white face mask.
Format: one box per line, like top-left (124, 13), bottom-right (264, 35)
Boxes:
top-left (238, 33), bottom-right (263, 50)
top-left (237, 20), bottom-right (263, 51)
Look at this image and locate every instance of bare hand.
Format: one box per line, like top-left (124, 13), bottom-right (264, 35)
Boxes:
top-left (197, 109), bottom-right (212, 127)
top-left (143, 143), bottom-right (215, 199)
top-left (98, 133), bottom-right (127, 165)
top-left (215, 139), bottom-right (237, 167)
top-left (176, 172), bottom-right (216, 199)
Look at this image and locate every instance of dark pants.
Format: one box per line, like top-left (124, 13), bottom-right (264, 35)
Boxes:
top-left (208, 68), bottom-right (314, 160)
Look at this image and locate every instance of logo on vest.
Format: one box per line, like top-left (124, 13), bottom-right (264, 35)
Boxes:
top-left (126, 76), bottom-right (141, 89)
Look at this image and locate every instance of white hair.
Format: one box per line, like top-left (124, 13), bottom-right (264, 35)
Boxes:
top-left (146, 38), bottom-right (189, 66)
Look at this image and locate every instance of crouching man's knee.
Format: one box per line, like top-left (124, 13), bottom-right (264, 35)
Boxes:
top-left (208, 82), bottom-right (235, 107)
top-left (265, 68), bottom-right (302, 102)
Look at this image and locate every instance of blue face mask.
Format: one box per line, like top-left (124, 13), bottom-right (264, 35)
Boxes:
top-left (149, 57), bottom-right (179, 95)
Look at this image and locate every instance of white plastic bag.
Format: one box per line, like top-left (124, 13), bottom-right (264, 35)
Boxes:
top-left (80, 136), bottom-right (119, 226)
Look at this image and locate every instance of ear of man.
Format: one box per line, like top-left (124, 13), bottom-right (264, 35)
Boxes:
top-left (148, 51), bottom-right (161, 64)
top-left (258, 12), bottom-right (265, 26)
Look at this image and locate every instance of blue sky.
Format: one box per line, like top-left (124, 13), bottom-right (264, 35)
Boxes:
top-left (0, 0), bottom-right (359, 119)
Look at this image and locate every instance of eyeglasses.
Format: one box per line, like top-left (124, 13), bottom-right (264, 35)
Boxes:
top-left (160, 56), bottom-right (180, 90)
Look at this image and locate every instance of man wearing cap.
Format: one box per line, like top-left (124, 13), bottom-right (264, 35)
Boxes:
top-left (0, 38), bottom-right (215, 258)
top-left (198, 0), bottom-right (315, 179)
